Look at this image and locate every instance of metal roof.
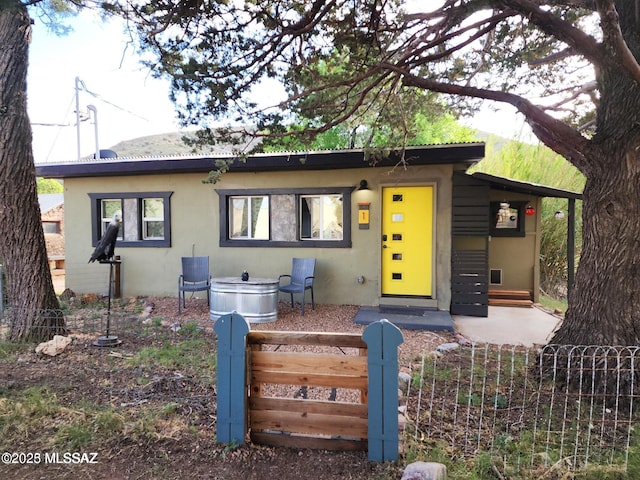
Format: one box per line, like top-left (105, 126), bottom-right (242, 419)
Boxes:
top-left (35, 144), bottom-right (486, 179)
top-left (471, 172), bottom-right (582, 199)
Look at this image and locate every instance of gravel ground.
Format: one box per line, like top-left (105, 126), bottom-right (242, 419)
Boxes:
top-left (149, 296), bottom-right (456, 367)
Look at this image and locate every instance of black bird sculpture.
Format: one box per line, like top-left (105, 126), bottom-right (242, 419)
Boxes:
top-left (89, 213), bottom-right (121, 263)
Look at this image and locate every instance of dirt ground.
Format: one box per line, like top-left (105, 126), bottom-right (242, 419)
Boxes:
top-left (1, 296), bottom-right (455, 480)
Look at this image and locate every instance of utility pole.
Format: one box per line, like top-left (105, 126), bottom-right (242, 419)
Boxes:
top-left (87, 105), bottom-right (100, 160)
top-left (75, 76), bottom-right (81, 162)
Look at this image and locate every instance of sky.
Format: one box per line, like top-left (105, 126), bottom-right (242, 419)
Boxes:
top-left (28, 11), bottom-right (182, 163)
top-left (27, 9), bottom-right (530, 164)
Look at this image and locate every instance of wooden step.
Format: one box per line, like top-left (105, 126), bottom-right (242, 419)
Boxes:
top-left (488, 298), bottom-right (534, 307)
top-left (488, 290), bottom-right (533, 308)
top-left (489, 289), bottom-right (531, 300)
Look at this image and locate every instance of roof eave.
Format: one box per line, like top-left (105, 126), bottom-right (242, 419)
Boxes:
top-left (471, 172), bottom-right (582, 199)
top-left (35, 144), bottom-right (485, 179)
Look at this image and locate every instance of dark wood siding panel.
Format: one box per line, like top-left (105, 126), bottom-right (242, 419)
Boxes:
top-left (452, 172), bottom-right (490, 236)
top-left (451, 249), bottom-right (489, 317)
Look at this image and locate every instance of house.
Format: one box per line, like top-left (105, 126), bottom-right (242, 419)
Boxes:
top-left (38, 193), bottom-right (65, 274)
top-left (35, 144), bottom-right (581, 317)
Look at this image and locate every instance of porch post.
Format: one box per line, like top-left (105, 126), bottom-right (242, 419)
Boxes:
top-left (567, 198), bottom-right (576, 298)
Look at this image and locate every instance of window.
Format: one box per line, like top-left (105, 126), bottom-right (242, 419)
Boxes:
top-left (490, 201), bottom-right (526, 237)
top-left (89, 192), bottom-right (172, 248)
top-left (218, 187), bottom-right (351, 247)
top-left (101, 199), bottom-right (123, 239)
top-left (230, 196), bottom-right (270, 239)
top-left (142, 198), bottom-right (165, 240)
top-left (42, 221), bottom-right (61, 234)
top-left (300, 194), bottom-right (343, 240)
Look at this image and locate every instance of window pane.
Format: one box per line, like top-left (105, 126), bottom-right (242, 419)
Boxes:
top-left (144, 221), bottom-right (164, 239)
top-left (142, 198), bottom-right (164, 240)
top-left (144, 198), bottom-right (163, 218)
top-left (300, 194), bottom-right (343, 240)
top-left (101, 199), bottom-right (122, 238)
top-left (42, 221), bottom-right (60, 234)
top-left (230, 196), bottom-right (269, 239)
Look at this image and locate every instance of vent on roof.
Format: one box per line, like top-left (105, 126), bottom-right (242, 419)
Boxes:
top-left (93, 149), bottom-right (118, 159)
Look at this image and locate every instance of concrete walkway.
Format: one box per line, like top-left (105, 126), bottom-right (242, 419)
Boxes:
top-left (453, 305), bottom-right (563, 347)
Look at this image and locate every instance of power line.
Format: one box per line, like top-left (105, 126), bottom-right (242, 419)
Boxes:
top-left (76, 79), bottom-right (150, 122)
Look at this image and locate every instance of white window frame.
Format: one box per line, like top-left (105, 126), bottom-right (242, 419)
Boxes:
top-left (229, 195), bottom-right (270, 240)
top-left (142, 198), bottom-right (165, 240)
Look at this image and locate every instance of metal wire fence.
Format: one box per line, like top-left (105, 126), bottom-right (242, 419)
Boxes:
top-left (0, 306), bottom-right (202, 343)
top-left (405, 343), bottom-right (639, 476)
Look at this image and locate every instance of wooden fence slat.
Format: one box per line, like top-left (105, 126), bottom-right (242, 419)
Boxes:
top-left (251, 350), bottom-right (368, 376)
top-left (247, 330), bottom-right (366, 348)
top-left (249, 409), bottom-right (368, 438)
top-left (363, 319), bottom-right (403, 462)
top-left (251, 370), bottom-right (368, 389)
top-left (250, 397), bottom-right (368, 418)
top-left (250, 432), bottom-right (367, 451)
top-left (214, 312), bottom-right (250, 445)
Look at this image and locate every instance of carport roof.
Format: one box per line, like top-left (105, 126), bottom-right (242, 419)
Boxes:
top-left (471, 172), bottom-right (582, 199)
top-left (35, 143), bottom-right (485, 179)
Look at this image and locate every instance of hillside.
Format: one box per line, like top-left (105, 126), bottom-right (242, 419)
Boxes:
top-left (107, 131), bottom-right (261, 158)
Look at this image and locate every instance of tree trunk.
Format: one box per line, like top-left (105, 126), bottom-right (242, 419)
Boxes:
top-left (550, 144), bottom-right (640, 346)
top-left (0, 3), bottom-right (64, 341)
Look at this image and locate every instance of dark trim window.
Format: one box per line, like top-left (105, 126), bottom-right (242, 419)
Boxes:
top-left (218, 187), bottom-right (352, 247)
top-left (89, 192), bottom-right (173, 248)
top-left (490, 201), bottom-right (526, 237)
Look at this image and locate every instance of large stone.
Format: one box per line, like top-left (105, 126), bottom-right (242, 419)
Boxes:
top-left (35, 335), bottom-right (72, 356)
top-left (398, 371), bottom-right (412, 392)
top-left (401, 461), bottom-right (447, 480)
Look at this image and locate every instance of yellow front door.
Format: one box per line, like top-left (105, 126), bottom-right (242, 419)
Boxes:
top-left (381, 186), bottom-right (433, 296)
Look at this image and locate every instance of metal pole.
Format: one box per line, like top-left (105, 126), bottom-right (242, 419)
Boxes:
top-left (75, 77), bottom-right (81, 162)
top-left (93, 260), bottom-right (121, 347)
top-left (87, 105), bottom-right (100, 160)
top-left (106, 261), bottom-right (113, 337)
top-left (567, 198), bottom-right (576, 299)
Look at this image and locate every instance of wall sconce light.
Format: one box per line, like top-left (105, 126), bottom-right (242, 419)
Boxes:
top-left (554, 210), bottom-right (565, 220)
top-left (357, 179), bottom-right (370, 191)
top-left (525, 204), bottom-right (536, 216)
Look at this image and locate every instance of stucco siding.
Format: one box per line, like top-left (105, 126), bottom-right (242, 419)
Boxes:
top-left (488, 191), bottom-right (538, 295)
top-left (64, 164), bottom-right (454, 309)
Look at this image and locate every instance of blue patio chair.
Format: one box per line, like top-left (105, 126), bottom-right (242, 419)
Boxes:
top-left (278, 257), bottom-right (316, 315)
top-left (178, 256), bottom-right (211, 313)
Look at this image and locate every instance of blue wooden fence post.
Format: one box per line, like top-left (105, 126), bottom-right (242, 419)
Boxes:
top-left (214, 312), bottom-right (250, 445)
top-left (363, 319), bottom-right (404, 462)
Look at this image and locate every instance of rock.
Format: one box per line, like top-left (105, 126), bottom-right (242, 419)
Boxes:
top-left (398, 371), bottom-right (412, 392)
top-left (435, 342), bottom-right (460, 354)
top-left (35, 335), bottom-right (72, 356)
top-left (401, 461), bottom-right (447, 480)
top-left (59, 288), bottom-right (76, 301)
top-left (139, 305), bottom-right (154, 318)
